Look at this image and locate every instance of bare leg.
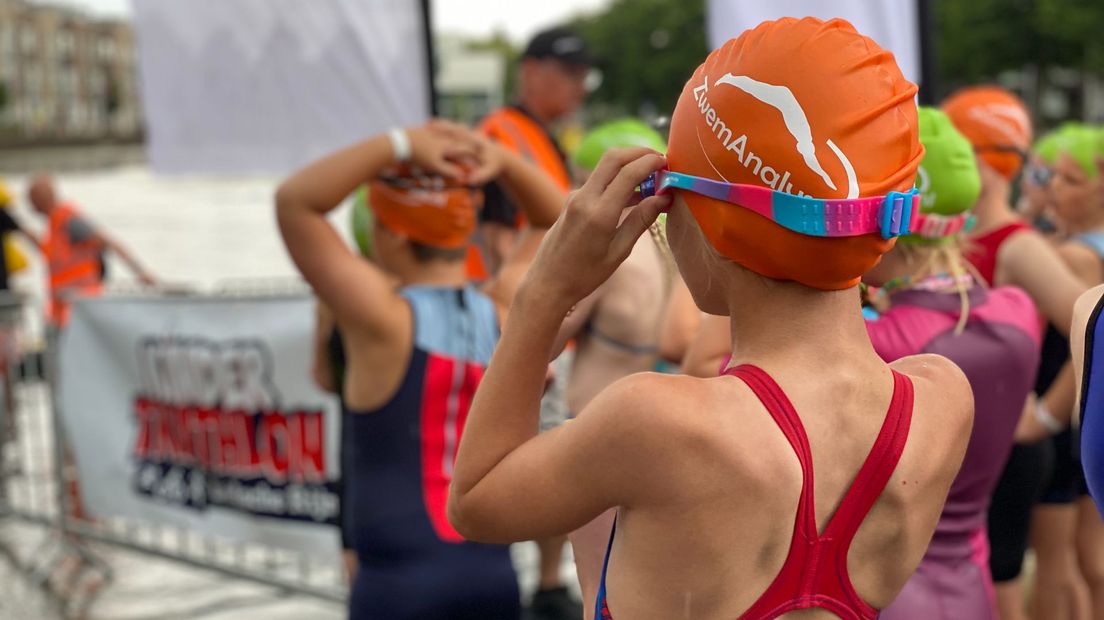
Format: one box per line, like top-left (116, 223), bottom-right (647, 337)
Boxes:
top-left (1076, 497), bottom-right (1104, 620)
top-left (537, 536), bottom-right (566, 590)
top-left (342, 550), bottom-right (358, 586)
top-left (996, 579), bottom-right (1030, 620)
top-left (1031, 504), bottom-right (1092, 620)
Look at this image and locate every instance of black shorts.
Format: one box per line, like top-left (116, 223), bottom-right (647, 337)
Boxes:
top-left (1039, 428), bottom-right (1089, 504)
top-left (988, 440), bottom-right (1054, 582)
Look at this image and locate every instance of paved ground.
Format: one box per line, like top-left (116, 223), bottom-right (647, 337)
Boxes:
top-left (0, 356), bottom-right (580, 620)
top-left (0, 520), bottom-right (572, 619)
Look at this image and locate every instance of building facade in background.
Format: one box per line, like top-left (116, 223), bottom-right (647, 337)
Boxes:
top-left (0, 0), bottom-right (141, 143)
top-left (436, 34), bottom-right (505, 126)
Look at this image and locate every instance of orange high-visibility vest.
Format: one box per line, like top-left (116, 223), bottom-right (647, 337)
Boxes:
top-left (479, 107), bottom-right (572, 193)
top-left (45, 203), bottom-right (103, 326)
top-left (467, 107), bottom-right (573, 280)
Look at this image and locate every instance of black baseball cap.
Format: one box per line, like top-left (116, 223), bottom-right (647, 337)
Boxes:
top-left (522, 27), bottom-right (592, 67)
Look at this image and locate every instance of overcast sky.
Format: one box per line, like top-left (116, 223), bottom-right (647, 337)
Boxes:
top-left (32, 0), bottom-right (612, 44)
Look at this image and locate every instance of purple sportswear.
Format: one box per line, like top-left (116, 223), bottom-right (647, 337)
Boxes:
top-left (869, 285), bottom-right (1040, 620)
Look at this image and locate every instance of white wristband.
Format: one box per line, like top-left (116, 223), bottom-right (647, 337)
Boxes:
top-left (388, 128), bottom-right (411, 163)
top-left (1035, 399), bottom-right (1064, 434)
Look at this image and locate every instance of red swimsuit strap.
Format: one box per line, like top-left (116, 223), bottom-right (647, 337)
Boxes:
top-left (724, 365), bottom-right (914, 620)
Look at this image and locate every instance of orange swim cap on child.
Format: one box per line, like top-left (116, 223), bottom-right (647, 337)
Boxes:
top-left (368, 167), bottom-right (481, 249)
top-left (667, 17), bottom-right (923, 291)
top-left (941, 86), bottom-right (1032, 180)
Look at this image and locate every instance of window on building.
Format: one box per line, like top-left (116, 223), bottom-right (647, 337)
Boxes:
top-left (98, 38), bottom-right (117, 62)
top-left (58, 31), bottom-right (74, 58)
top-left (25, 68), bottom-right (40, 95)
top-left (21, 29), bottom-right (36, 55)
top-left (0, 26), bottom-right (12, 56)
top-left (90, 70), bottom-right (104, 97)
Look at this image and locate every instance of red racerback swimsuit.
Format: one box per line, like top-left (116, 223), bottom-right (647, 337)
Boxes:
top-left (595, 364), bottom-right (914, 619)
top-left (963, 220), bottom-right (1032, 286)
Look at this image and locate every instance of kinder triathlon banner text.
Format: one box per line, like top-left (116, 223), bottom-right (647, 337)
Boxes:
top-left (706, 0), bottom-right (921, 85)
top-left (59, 295), bottom-right (341, 557)
top-left (132, 0), bottom-right (431, 175)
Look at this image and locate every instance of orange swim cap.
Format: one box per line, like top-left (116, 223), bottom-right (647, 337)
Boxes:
top-left (368, 167), bottom-right (481, 249)
top-left (667, 17), bottom-right (923, 291)
top-left (941, 86), bottom-right (1032, 180)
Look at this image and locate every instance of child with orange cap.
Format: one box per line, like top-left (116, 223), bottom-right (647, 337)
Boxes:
top-left (449, 17), bottom-right (972, 619)
top-left (681, 108), bottom-right (1043, 619)
top-left (277, 120), bottom-right (565, 619)
top-left (942, 86), bottom-right (1090, 620)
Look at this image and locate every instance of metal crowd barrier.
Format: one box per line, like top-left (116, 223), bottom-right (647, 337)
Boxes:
top-left (0, 283), bottom-right (346, 619)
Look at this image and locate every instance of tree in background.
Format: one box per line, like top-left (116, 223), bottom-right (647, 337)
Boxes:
top-left (455, 0), bottom-right (1104, 127)
top-left (571, 0), bottom-right (707, 119)
top-left (467, 29), bottom-right (519, 104)
top-left (936, 0), bottom-right (1104, 122)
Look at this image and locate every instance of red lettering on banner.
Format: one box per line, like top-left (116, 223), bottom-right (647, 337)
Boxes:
top-left (258, 411), bottom-right (290, 483)
top-left (134, 397), bottom-right (154, 458)
top-left (296, 411), bottom-right (325, 483)
top-left (133, 401), bottom-right (328, 484)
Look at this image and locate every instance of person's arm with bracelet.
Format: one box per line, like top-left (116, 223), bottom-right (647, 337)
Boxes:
top-left (276, 122), bottom-right (487, 328)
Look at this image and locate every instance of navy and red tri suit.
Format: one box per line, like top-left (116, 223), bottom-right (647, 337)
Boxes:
top-left (345, 285), bottom-right (519, 619)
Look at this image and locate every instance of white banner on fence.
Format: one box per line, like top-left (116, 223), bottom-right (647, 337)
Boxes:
top-left (132, 0), bottom-right (431, 175)
top-left (59, 294), bottom-right (341, 557)
top-left (706, 0), bottom-right (920, 85)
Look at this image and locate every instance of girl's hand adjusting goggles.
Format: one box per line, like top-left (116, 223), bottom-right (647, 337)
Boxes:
top-left (640, 169), bottom-right (923, 240)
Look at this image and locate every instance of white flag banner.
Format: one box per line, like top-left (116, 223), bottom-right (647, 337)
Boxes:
top-left (59, 294), bottom-right (342, 557)
top-left (132, 0), bottom-right (431, 174)
top-left (706, 0), bottom-right (921, 84)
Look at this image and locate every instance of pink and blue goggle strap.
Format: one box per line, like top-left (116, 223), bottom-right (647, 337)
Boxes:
top-left (640, 170), bottom-right (920, 240)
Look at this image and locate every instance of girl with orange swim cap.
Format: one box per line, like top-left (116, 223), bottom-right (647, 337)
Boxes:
top-left (277, 120), bottom-right (566, 619)
top-left (942, 86), bottom-right (1090, 620)
top-left (451, 17), bottom-right (972, 619)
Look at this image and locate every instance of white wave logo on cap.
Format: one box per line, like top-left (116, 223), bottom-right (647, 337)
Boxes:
top-left (376, 183), bottom-right (448, 209)
top-left (693, 74), bottom-right (858, 199)
top-left (552, 36), bottom-right (584, 55)
top-left (968, 103), bottom-right (1031, 148)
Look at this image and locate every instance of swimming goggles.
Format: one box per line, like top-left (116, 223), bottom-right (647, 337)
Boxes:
top-left (1024, 163), bottom-right (1053, 188)
top-left (639, 170), bottom-right (920, 240)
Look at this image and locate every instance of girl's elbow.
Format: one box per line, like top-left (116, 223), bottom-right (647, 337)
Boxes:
top-left (447, 493), bottom-right (479, 540)
top-left (447, 493), bottom-right (506, 543)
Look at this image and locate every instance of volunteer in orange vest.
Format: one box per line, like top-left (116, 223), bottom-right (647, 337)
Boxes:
top-left (472, 26), bottom-right (589, 281)
top-left (476, 26), bottom-right (591, 620)
top-left (28, 174), bottom-right (157, 327)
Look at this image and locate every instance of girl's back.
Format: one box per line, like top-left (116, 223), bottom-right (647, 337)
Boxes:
top-left (597, 355), bottom-right (971, 619)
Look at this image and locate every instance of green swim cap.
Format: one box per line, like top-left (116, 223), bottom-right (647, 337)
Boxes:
top-left (1034, 122), bottom-right (1082, 164)
top-left (1038, 122), bottom-right (1103, 179)
top-left (903, 107), bottom-right (981, 243)
top-left (572, 118), bottom-right (667, 171)
top-left (351, 185), bottom-right (374, 258)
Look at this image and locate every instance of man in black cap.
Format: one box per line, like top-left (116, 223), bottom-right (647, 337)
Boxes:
top-left (474, 25), bottom-right (591, 620)
top-left (474, 26), bottom-right (590, 277)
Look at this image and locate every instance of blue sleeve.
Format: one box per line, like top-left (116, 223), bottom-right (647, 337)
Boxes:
top-left (1081, 292), bottom-right (1104, 516)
